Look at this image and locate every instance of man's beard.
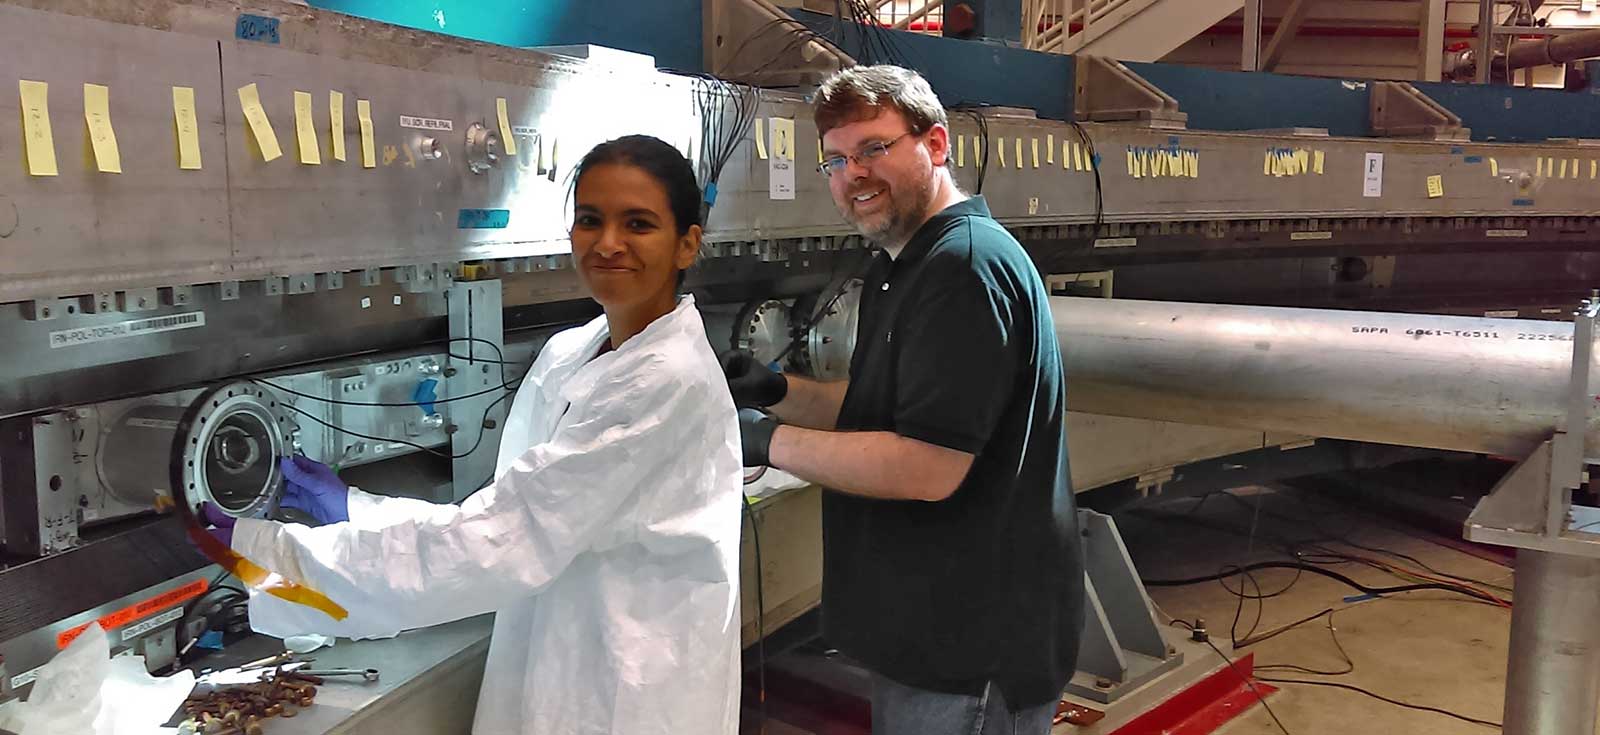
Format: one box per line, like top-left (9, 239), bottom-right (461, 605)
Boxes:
top-left (842, 174), bottom-right (935, 246)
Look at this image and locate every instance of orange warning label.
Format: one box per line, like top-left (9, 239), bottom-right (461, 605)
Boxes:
top-left (56, 578), bottom-right (210, 649)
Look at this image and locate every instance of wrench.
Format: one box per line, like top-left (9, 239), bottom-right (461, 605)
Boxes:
top-left (295, 668), bottom-right (380, 683)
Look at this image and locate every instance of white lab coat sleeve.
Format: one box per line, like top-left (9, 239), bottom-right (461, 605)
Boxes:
top-left (234, 364), bottom-right (704, 639)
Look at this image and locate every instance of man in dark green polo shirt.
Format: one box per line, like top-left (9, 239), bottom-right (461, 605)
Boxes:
top-left (723, 65), bottom-right (1082, 735)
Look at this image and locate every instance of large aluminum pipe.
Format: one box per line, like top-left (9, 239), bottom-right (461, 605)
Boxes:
top-left (1052, 297), bottom-right (1595, 458)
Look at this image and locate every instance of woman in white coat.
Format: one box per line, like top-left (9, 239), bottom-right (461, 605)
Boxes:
top-left (205, 135), bottom-right (745, 734)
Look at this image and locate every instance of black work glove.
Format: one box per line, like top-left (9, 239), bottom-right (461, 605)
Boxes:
top-left (738, 408), bottom-right (780, 467)
top-left (720, 350), bottom-right (788, 407)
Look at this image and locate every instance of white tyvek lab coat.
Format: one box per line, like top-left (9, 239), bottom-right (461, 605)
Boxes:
top-left (232, 295), bottom-right (745, 735)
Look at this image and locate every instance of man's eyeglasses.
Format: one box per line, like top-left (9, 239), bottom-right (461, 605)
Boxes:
top-left (817, 132), bottom-right (914, 177)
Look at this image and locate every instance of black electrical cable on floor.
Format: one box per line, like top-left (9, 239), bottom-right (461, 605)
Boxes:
top-left (1256, 677), bottom-right (1502, 729)
top-left (1142, 561), bottom-right (1506, 606)
top-left (742, 496), bottom-right (767, 735)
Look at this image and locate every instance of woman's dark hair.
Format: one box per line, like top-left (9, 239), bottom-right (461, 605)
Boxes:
top-left (572, 135), bottom-right (702, 235)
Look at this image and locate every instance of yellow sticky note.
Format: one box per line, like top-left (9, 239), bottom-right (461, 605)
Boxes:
top-left (998, 138), bottom-right (1007, 168)
top-left (1537, 158), bottom-right (1545, 177)
top-left (329, 91), bottom-right (346, 162)
top-left (754, 118), bottom-right (767, 160)
top-left (771, 117), bottom-right (794, 160)
top-left (1294, 149), bottom-right (1308, 174)
top-left (238, 83), bottom-right (282, 162)
top-left (1489, 157), bottom-right (1498, 177)
top-left (1062, 140), bottom-right (1070, 170)
top-left (83, 83), bottom-right (121, 174)
top-left (1591, 160), bottom-right (1597, 179)
top-left (1561, 158), bottom-right (1569, 179)
top-left (1014, 137), bottom-right (1023, 169)
top-left (1073, 142), bottom-right (1083, 171)
top-left (1030, 138), bottom-right (1039, 168)
top-left (293, 91), bottom-right (320, 165)
top-left (1047, 134), bottom-right (1055, 164)
top-left (1426, 174), bottom-right (1444, 198)
top-left (172, 86), bottom-right (202, 170)
top-left (817, 138), bottom-right (823, 164)
top-left (1126, 149), bottom-right (1135, 176)
top-left (495, 97), bottom-right (517, 157)
top-left (1313, 150), bottom-right (1325, 175)
top-left (356, 99), bottom-right (375, 168)
top-left (972, 135), bottom-right (982, 166)
top-left (19, 80), bottom-right (57, 177)
top-left (1139, 151), bottom-right (1149, 178)
top-left (956, 134), bottom-right (965, 168)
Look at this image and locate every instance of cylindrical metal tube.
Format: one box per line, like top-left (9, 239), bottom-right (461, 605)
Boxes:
top-left (1051, 297), bottom-right (1595, 457)
top-left (1506, 28), bottom-right (1600, 71)
top-left (1502, 550), bottom-right (1600, 735)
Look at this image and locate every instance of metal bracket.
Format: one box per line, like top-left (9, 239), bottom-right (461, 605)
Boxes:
top-left (1073, 56), bottom-right (1188, 129)
top-left (360, 268), bottom-right (381, 288)
top-left (1466, 293), bottom-right (1600, 557)
top-left (160, 286), bottom-right (193, 307)
top-left (1065, 510), bottom-right (1183, 703)
top-left (704, 0), bottom-right (853, 86)
top-left (1369, 81), bottom-right (1469, 141)
top-left (323, 271), bottom-right (344, 291)
top-left (218, 281), bottom-right (240, 301)
top-left (21, 299), bottom-right (70, 321)
top-left (396, 264), bottom-right (440, 294)
top-left (262, 277), bottom-right (286, 297)
top-left (117, 288), bottom-right (160, 313)
top-left (286, 274), bottom-right (317, 295)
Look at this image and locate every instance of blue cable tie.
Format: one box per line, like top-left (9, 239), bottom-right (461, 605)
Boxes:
top-left (704, 182), bottom-right (719, 206)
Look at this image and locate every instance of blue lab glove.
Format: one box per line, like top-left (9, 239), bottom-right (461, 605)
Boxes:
top-left (278, 456), bottom-right (350, 525)
top-left (738, 408), bottom-right (780, 468)
top-left (197, 502), bottom-right (235, 549)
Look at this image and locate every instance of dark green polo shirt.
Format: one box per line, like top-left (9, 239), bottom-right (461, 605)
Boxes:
top-left (823, 196), bottom-right (1083, 709)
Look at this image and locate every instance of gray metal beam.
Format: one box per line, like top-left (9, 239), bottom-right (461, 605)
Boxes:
top-left (1243, 0), bottom-right (1263, 71)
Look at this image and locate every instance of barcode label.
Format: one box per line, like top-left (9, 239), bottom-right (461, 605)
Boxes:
top-left (49, 311), bottom-right (206, 349)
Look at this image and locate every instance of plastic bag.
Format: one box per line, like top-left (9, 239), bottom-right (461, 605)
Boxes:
top-left (0, 624), bottom-right (110, 735)
top-left (0, 623), bottom-right (196, 735)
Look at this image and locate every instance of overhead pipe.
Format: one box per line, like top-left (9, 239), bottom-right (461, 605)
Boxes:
top-left (1505, 26), bottom-right (1600, 69)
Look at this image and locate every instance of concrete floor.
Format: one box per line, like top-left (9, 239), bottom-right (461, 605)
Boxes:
top-left (1117, 484), bottom-right (1518, 734)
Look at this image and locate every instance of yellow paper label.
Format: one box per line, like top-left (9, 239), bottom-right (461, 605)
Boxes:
top-left (293, 91), bottom-right (321, 165)
top-left (238, 83), bottom-right (282, 162)
top-left (329, 91), bottom-right (346, 162)
top-left (1046, 134), bottom-right (1054, 164)
top-left (754, 118), bottom-right (767, 160)
top-left (1426, 174), bottom-right (1444, 198)
top-left (998, 137), bottom-right (1006, 168)
top-left (173, 86), bottom-right (202, 170)
top-left (1313, 150), bottom-right (1325, 175)
top-left (1014, 137), bottom-right (1023, 169)
top-left (83, 83), bottom-right (121, 174)
top-left (357, 99), bottom-right (375, 168)
top-left (770, 118), bottom-right (794, 160)
top-left (19, 80), bottom-right (57, 176)
top-left (496, 97), bottom-right (517, 156)
top-left (1489, 157), bottom-right (1498, 177)
top-left (1030, 137), bottom-right (1039, 168)
top-left (956, 134), bottom-right (965, 168)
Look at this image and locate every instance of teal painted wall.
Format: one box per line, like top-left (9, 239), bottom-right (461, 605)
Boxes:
top-left (307, 0), bottom-right (704, 72)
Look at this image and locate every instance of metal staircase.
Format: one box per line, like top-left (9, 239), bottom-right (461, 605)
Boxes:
top-left (1023, 0), bottom-right (1246, 61)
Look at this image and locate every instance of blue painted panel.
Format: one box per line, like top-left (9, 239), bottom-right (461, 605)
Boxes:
top-left (1126, 63), bottom-right (1372, 137)
top-left (791, 9), bottom-right (1073, 121)
top-left (1415, 81), bottom-right (1600, 142)
top-left (307, 0), bottom-right (703, 72)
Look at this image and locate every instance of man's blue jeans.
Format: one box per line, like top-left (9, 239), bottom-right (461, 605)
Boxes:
top-left (871, 673), bottom-right (1057, 735)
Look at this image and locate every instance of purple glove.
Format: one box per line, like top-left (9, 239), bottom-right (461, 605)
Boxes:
top-left (197, 503), bottom-right (235, 548)
top-left (278, 456), bottom-right (350, 525)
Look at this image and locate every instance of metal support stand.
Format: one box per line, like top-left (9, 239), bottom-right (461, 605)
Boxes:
top-left (1466, 292), bottom-right (1600, 735)
top-left (1067, 510), bottom-right (1184, 703)
top-left (445, 279), bottom-right (505, 503)
top-left (1073, 56), bottom-right (1188, 129)
top-left (1503, 551), bottom-right (1600, 734)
